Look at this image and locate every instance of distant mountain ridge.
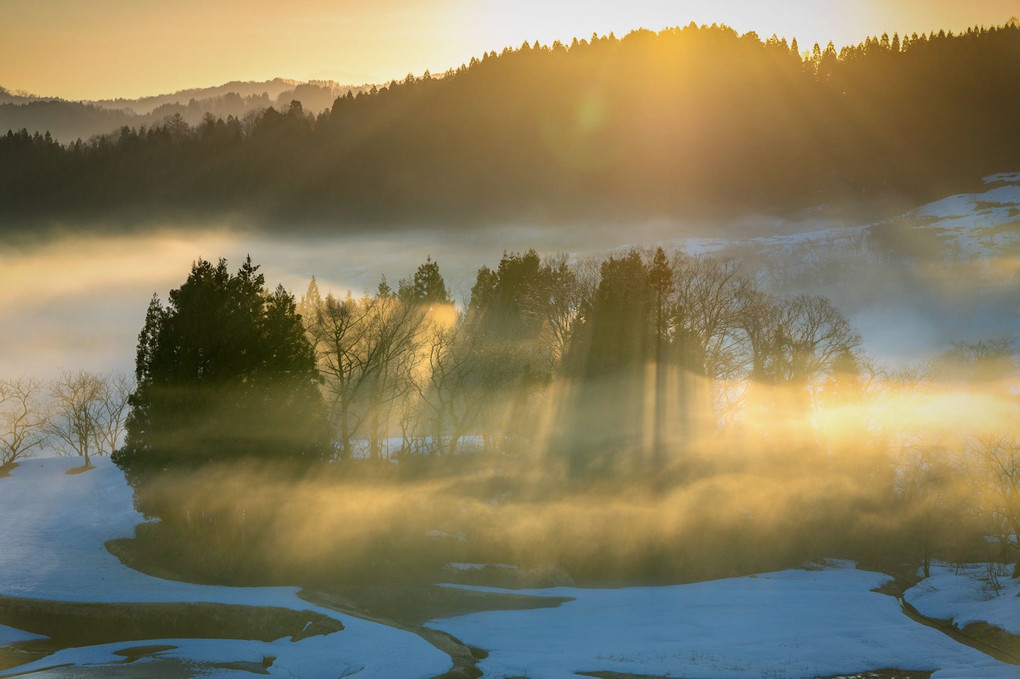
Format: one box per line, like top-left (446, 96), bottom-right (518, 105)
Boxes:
top-left (0, 85), bottom-right (48, 105)
top-left (0, 78), bottom-right (374, 142)
top-left (93, 78), bottom-right (321, 114)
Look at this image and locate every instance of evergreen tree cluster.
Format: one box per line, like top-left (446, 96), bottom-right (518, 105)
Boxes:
top-left (2, 21), bottom-right (1019, 230)
top-left (113, 257), bottom-right (330, 479)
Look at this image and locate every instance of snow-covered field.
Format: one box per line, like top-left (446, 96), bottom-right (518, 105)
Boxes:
top-left (2, 457), bottom-right (1019, 679)
top-left (428, 567), bottom-right (1020, 679)
top-left (0, 457), bottom-right (450, 678)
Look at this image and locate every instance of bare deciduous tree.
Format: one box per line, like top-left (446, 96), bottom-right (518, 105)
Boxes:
top-left (536, 253), bottom-right (584, 365)
top-left (307, 292), bottom-right (375, 461)
top-left (0, 377), bottom-right (48, 465)
top-left (894, 438), bottom-right (973, 578)
top-left (672, 253), bottom-right (749, 380)
top-left (95, 372), bottom-right (134, 456)
top-left (970, 433), bottom-right (1020, 569)
top-left (410, 317), bottom-right (479, 456)
top-left (778, 295), bottom-right (862, 386)
top-left (736, 292), bottom-right (861, 386)
top-left (362, 297), bottom-right (425, 459)
top-left (45, 370), bottom-right (120, 467)
top-left (308, 292), bottom-right (424, 460)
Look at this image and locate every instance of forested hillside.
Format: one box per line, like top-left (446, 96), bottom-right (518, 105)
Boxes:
top-left (0, 80), bottom-right (373, 145)
top-left (2, 21), bottom-right (1019, 230)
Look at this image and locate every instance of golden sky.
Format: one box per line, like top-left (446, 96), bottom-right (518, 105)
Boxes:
top-left (2, 0), bottom-right (1017, 100)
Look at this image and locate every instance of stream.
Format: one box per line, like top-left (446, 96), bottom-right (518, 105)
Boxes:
top-left (896, 596), bottom-right (1020, 666)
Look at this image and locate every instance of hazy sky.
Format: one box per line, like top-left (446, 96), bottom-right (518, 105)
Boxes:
top-left (2, 0), bottom-right (1017, 100)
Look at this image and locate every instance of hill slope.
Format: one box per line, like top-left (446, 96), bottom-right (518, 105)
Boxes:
top-left (2, 22), bottom-right (1019, 232)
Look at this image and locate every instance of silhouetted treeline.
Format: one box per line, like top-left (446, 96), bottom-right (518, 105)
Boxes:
top-left (0, 101), bottom-right (134, 143)
top-left (0, 85), bottom-right (39, 105)
top-left (2, 21), bottom-right (1019, 229)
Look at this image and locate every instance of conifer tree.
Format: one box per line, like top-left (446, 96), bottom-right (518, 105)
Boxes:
top-left (398, 256), bottom-right (453, 306)
top-left (114, 257), bottom-right (329, 477)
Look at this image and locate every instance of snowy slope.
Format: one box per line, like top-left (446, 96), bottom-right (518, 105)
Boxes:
top-left (429, 566), bottom-right (1020, 679)
top-left (0, 457), bottom-right (450, 679)
top-left (664, 173), bottom-right (1020, 361)
top-left (910, 182), bottom-right (1020, 258)
top-left (906, 563), bottom-right (1020, 635)
top-left (677, 172), bottom-right (1020, 263)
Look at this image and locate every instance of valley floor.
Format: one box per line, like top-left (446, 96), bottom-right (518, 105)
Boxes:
top-left (1, 457), bottom-right (1018, 679)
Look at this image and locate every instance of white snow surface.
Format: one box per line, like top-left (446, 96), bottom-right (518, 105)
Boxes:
top-left (908, 183), bottom-right (1020, 260)
top-left (5, 636), bottom-right (392, 679)
top-left (912, 184), bottom-right (1020, 246)
top-left (429, 567), bottom-right (1020, 679)
top-left (906, 563), bottom-right (1020, 635)
top-left (0, 624), bottom-right (45, 645)
top-left (917, 184), bottom-right (1020, 220)
top-left (671, 174), bottom-right (1020, 262)
top-left (0, 457), bottom-right (450, 679)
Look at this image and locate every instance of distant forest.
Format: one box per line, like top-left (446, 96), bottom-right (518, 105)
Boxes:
top-left (0, 80), bottom-right (372, 146)
top-left (2, 21), bottom-right (1019, 230)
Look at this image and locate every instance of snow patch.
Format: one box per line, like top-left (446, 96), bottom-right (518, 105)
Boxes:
top-left (916, 184), bottom-right (1020, 220)
top-left (429, 565), bottom-right (1020, 679)
top-left (983, 172), bottom-right (1020, 184)
top-left (0, 457), bottom-right (450, 678)
top-left (905, 563), bottom-right (1020, 635)
top-left (0, 623), bottom-right (46, 646)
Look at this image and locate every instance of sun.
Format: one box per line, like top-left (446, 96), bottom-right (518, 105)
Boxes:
top-left (463, 0), bottom-right (869, 56)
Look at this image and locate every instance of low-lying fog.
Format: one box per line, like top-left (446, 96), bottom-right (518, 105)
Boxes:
top-left (1, 196), bottom-right (1016, 380)
top-left (0, 221), bottom-right (656, 378)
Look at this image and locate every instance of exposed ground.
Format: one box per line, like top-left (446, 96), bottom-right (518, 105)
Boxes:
top-left (0, 596), bottom-right (340, 672)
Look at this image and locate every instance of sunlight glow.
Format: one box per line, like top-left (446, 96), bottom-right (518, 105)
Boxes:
top-left (1, 0), bottom-right (1015, 99)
